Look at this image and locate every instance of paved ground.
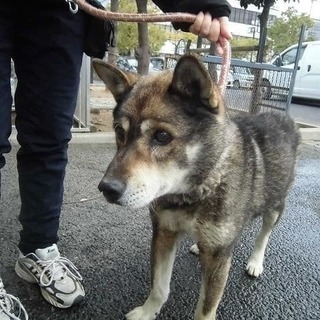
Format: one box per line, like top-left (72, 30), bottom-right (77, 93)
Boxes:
top-left (0, 141), bottom-right (319, 320)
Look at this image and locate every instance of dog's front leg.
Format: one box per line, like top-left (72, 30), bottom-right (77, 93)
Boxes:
top-left (194, 248), bottom-right (232, 320)
top-left (126, 221), bottom-right (180, 320)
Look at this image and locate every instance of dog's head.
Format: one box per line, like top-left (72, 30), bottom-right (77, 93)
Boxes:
top-left (93, 54), bottom-right (226, 208)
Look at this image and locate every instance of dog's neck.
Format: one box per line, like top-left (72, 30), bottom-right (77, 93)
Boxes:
top-left (151, 122), bottom-right (238, 211)
top-left (152, 193), bottom-right (199, 210)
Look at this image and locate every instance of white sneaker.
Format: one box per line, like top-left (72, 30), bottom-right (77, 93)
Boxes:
top-left (0, 278), bottom-right (28, 320)
top-left (15, 244), bottom-right (85, 308)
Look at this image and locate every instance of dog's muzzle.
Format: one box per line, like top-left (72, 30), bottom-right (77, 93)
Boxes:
top-left (98, 178), bottom-right (126, 204)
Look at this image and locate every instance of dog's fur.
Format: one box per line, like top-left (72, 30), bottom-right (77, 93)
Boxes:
top-left (93, 55), bottom-right (300, 320)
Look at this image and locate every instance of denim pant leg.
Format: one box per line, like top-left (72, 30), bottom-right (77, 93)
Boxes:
top-left (0, 6), bottom-right (14, 197)
top-left (12, 5), bottom-right (85, 254)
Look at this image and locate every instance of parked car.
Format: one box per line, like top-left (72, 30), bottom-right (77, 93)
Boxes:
top-left (231, 66), bottom-right (254, 89)
top-left (150, 57), bottom-right (165, 71)
top-left (116, 57), bottom-right (137, 72)
top-left (262, 40), bottom-right (320, 100)
top-left (116, 56), bottom-right (161, 74)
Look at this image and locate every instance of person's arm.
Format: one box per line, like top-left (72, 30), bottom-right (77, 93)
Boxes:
top-left (153, 0), bottom-right (232, 54)
top-left (153, 0), bottom-right (231, 22)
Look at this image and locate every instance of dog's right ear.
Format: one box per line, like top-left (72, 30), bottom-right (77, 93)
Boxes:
top-left (170, 54), bottom-right (224, 114)
top-left (92, 59), bottom-right (139, 103)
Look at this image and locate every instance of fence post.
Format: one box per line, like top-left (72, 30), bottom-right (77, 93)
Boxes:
top-left (73, 54), bottom-right (91, 132)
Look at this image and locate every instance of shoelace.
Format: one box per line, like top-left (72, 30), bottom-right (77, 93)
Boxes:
top-left (38, 256), bottom-right (83, 287)
top-left (0, 280), bottom-right (28, 320)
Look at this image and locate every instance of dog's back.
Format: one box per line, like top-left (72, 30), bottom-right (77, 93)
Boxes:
top-left (230, 112), bottom-right (300, 217)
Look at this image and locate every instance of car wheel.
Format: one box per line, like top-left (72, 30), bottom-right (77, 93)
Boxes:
top-left (233, 80), bottom-right (240, 89)
top-left (260, 79), bottom-right (272, 99)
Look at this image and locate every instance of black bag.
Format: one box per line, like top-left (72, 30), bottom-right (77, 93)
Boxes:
top-left (83, 0), bottom-right (114, 58)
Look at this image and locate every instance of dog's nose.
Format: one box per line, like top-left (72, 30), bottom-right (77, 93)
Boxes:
top-left (98, 179), bottom-right (126, 203)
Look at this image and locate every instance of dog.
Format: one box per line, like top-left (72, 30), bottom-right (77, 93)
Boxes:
top-left (92, 54), bottom-right (300, 320)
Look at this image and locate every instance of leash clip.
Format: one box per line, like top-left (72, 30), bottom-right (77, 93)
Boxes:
top-left (65, 0), bottom-right (79, 14)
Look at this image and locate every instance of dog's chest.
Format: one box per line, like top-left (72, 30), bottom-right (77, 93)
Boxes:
top-left (154, 206), bottom-right (239, 248)
top-left (156, 208), bottom-right (197, 236)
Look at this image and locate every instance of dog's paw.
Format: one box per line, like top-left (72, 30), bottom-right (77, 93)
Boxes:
top-left (126, 306), bottom-right (157, 320)
top-left (189, 243), bottom-right (200, 255)
top-left (246, 260), bottom-right (264, 278)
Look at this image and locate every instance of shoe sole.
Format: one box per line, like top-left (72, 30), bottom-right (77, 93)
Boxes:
top-left (40, 288), bottom-right (84, 309)
top-left (15, 261), bottom-right (85, 309)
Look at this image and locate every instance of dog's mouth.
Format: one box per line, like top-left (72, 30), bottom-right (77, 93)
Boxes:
top-left (98, 177), bottom-right (159, 208)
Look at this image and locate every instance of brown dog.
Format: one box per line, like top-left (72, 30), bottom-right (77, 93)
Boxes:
top-left (93, 54), bottom-right (300, 320)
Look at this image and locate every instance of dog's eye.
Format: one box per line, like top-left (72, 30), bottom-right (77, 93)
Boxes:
top-left (152, 130), bottom-right (172, 145)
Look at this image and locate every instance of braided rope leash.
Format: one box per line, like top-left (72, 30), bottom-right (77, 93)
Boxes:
top-left (72, 0), bottom-right (231, 96)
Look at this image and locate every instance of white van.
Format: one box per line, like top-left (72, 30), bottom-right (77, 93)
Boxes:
top-left (263, 41), bottom-right (320, 100)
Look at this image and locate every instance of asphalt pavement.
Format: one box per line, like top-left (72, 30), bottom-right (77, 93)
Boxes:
top-left (1, 140), bottom-right (320, 320)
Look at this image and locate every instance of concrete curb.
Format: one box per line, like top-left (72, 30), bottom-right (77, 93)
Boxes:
top-left (71, 132), bottom-right (115, 144)
top-left (9, 128), bottom-right (320, 145)
top-left (299, 127), bottom-right (320, 143)
top-left (9, 131), bottom-right (116, 145)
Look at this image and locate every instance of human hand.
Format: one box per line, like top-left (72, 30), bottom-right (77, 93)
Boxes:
top-left (189, 12), bottom-right (232, 55)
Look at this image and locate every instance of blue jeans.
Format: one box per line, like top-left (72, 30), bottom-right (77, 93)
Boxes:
top-left (0, 1), bottom-right (85, 254)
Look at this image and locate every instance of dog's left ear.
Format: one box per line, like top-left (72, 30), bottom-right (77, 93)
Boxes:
top-left (92, 59), bottom-right (139, 103)
top-left (170, 55), bottom-right (223, 113)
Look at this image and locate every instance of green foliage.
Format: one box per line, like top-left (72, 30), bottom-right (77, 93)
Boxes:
top-left (116, 0), bottom-right (169, 55)
top-left (148, 26), bottom-right (169, 54)
top-left (268, 7), bottom-right (314, 53)
top-left (116, 1), bottom-right (137, 54)
top-left (231, 37), bottom-right (259, 59)
top-left (117, 22), bottom-right (138, 54)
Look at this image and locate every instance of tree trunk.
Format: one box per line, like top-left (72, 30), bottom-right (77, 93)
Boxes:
top-left (108, 0), bottom-right (119, 65)
top-left (197, 36), bottom-right (203, 49)
top-left (248, 0), bottom-right (275, 113)
top-left (135, 0), bottom-right (150, 75)
top-left (256, 0), bottom-right (274, 62)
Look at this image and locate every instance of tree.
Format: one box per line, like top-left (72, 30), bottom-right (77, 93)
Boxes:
top-left (268, 7), bottom-right (314, 53)
top-left (115, 0), bottom-right (168, 74)
top-left (116, 1), bottom-right (139, 54)
top-left (136, 0), bottom-right (150, 75)
top-left (238, 1), bottom-right (303, 114)
top-left (239, 0), bottom-right (297, 62)
top-left (108, 0), bottom-right (119, 65)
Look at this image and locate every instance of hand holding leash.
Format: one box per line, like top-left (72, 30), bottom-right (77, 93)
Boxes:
top-left (189, 13), bottom-right (231, 54)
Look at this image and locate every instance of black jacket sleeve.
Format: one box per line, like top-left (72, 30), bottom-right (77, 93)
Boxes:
top-left (152, 0), bottom-right (231, 32)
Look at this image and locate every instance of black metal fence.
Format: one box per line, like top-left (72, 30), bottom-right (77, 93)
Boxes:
top-left (203, 55), bottom-right (296, 115)
top-left (163, 54), bottom-right (297, 116)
